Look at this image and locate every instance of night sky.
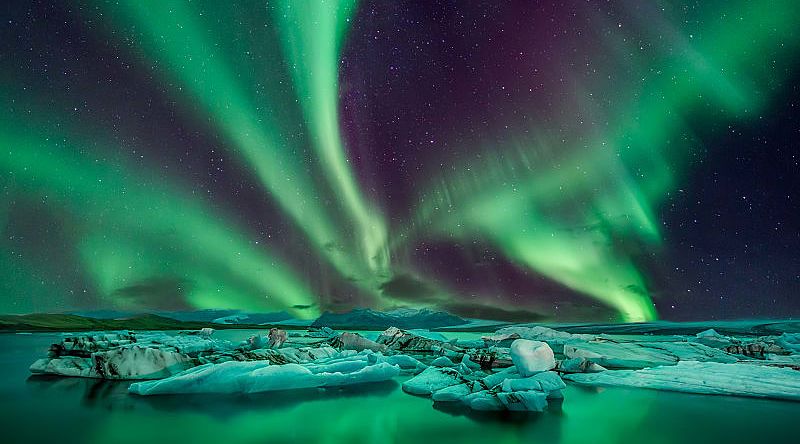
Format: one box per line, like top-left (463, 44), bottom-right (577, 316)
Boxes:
top-left (1, 0), bottom-right (799, 322)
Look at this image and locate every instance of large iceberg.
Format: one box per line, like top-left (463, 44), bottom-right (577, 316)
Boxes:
top-left (200, 345), bottom-right (340, 365)
top-left (431, 367), bottom-right (519, 401)
top-left (330, 332), bottom-right (387, 353)
top-left (130, 351), bottom-right (401, 395)
top-left (28, 331), bottom-right (216, 379)
top-left (30, 346), bottom-right (194, 379)
top-left (430, 369), bottom-right (567, 412)
top-left (692, 328), bottom-right (734, 348)
top-left (563, 339), bottom-right (738, 369)
top-left (564, 361), bottom-right (800, 401)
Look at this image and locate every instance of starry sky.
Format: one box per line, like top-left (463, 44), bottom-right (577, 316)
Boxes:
top-left (1, 0), bottom-right (799, 322)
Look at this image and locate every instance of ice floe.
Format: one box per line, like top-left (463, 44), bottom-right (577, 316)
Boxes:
top-left (563, 339), bottom-right (738, 369)
top-left (564, 361), bottom-right (800, 401)
top-left (130, 353), bottom-right (401, 395)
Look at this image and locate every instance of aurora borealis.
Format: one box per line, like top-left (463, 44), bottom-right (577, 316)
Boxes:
top-left (2, 1), bottom-right (799, 321)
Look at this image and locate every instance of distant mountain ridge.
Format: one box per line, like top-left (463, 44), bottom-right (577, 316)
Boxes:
top-left (67, 309), bottom-right (293, 324)
top-left (0, 313), bottom-right (201, 331)
top-left (0, 308), bottom-right (467, 332)
top-left (311, 308), bottom-right (467, 330)
top-left (0, 313), bottom-right (289, 332)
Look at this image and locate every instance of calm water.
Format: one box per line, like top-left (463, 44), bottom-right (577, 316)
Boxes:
top-left (1, 331), bottom-right (799, 444)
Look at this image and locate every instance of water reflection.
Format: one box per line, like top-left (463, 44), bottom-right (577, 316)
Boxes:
top-left (26, 374), bottom-right (401, 417)
top-left (432, 397), bottom-right (563, 423)
top-left (26, 375), bottom-right (135, 410)
top-left (131, 380), bottom-right (400, 417)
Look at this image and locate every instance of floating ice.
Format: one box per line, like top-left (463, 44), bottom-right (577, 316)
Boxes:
top-left (30, 346), bottom-right (193, 379)
top-left (402, 366), bottom-right (468, 395)
top-left (563, 339), bottom-right (738, 369)
top-left (494, 325), bottom-right (594, 346)
top-left (564, 360), bottom-right (800, 401)
top-left (129, 353), bottom-right (401, 395)
top-left (431, 356), bottom-right (456, 367)
top-left (510, 339), bottom-right (555, 376)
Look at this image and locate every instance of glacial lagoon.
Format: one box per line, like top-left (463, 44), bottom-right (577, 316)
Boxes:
top-left (3, 330), bottom-right (800, 444)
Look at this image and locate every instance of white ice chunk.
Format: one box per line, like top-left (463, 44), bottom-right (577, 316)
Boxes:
top-left (693, 329), bottom-right (733, 348)
top-left (510, 339), bottom-right (555, 376)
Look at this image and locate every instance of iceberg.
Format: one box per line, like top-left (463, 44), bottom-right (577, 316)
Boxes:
top-left (494, 325), bottom-right (594, 347)
top-left (30, 346), bottom-right (194, 379)
top-left (722, 341), bottom-right (787, 359)
top-left (267, 328), bottom-right (287, 348)
top-left (431, 367), bottom-right (519, 402)
top-left (463, 347), bottom-right (513, 370)
top-left (376, 327), bottom-right (459, 354)
top-left (402, 366), bottom-right (469, 395)
top-left (137, 332), bottom-right (232, 355)
top-left (430, 356), bottom-right (456, 367)
top-left (203, 345), bottom-right (340, 365)
top-left (53, 331), bottom-right (136, 355)
top-left (382, 354), bottom-right (427, 374)
top-left (330, 332), bottom-right (387, 353)
top-left (777, 333), bottom-right (800, 353)
top-left (564, 360), bottom-right (800, 401)
top-left (130, 352), bottom-right (401, 395)
top-left (563, 339), bottom-right (738, 369)
top-left (692, 328), bottom-right (733, 348)
top-left (557, 356), bottom-right (606, 373)
top-left (500, 371), bottom-right (565, 393)
top-left (432, 369), bottom-right (566, 412)
top-left (29, 331), bottom-right (223, 379)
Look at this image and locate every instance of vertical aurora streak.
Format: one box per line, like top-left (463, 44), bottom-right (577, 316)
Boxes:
top-left (410, 0), bottom-right (800, 321)
top-left (90, 0), bottom-right (390, 298)
top-left (2, 0), bottom-right (799, 320)
top-left (274, 0), bottom-right (390, 276)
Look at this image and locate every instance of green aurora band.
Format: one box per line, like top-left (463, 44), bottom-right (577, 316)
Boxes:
top-left (411, 0), bottom-right (800, 321)
top-left (1, 1), bottom-right (799, 320)
top-left (0, 104), bottom-right (319, 317)
top-left (273, 0), bottom-right (390, 276)
top-left (89, 0), bottom-right (390, 298)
